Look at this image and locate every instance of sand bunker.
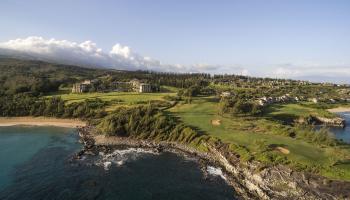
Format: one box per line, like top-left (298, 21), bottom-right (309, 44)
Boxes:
top-left (211, 119), bottom-right (221, 126)
top-left (275, 147), bottom-right (290, 154)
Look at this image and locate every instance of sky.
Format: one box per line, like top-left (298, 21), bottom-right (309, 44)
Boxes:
top-left (0, 0), bottom-right (349, 82)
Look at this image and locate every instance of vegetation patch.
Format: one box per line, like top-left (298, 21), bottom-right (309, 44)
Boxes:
top-left (264, 103), bottom-right (336, 124)
top-left (168, 96), bottom-right (350, 180)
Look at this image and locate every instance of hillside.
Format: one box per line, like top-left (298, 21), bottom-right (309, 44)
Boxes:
top-left (0, 57), bottom-right (117, 95)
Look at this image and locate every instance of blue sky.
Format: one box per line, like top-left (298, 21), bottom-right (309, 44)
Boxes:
top-left (0, 0), bottom-right (350, 82)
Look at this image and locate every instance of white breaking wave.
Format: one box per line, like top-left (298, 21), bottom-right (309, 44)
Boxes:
top-left (206, 166), bottom-right (227, 181)
top-left (103, 161), bottom-right (112, 170)
top-left (95, 148), bottom-right (159, 170)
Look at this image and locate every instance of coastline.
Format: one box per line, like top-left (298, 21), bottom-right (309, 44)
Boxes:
top-left (328, 107), bottom-right (350, 113)
top-left (0, 117), bottom-right (86, 128)
top-left (77, 126), bottom-right (350, 200)
top-left (80, 132), bottom-right (253, 200)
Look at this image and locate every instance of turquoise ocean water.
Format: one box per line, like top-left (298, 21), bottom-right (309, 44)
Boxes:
top-left (0, 126), bottom-right (236, 200)
top-left (329, 112), bottom-right (350, 143)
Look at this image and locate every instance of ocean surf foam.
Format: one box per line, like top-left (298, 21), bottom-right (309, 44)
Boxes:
top-left (206, 166), bottom-right (227, 181)
top-left (95, 148), bottom-right (159, 170)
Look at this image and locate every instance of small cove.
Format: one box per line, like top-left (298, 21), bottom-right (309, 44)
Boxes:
top-left (0, 126), bottom-right (236, 200)
top-left (329, 112), bottom-right (350, 143)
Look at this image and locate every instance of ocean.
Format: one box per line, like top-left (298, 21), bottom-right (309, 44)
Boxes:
top-left (329, 112), bottom-right (350, 143)
top-left (0, 126), bottom-right (236, 200)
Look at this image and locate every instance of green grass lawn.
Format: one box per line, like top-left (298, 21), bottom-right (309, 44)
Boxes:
top-left (160, 86), bottom-right (180, 93)
top-left (264, 103), bottom-right (336, 123)
top-left (49, 92), bottom-right (175, 103)
top-left (48, 91), bottom-right (177, 111)
top-left (168, 96), bottom-right (350, 180)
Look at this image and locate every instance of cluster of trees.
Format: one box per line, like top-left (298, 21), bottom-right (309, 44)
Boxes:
top-left (177, 85), bottom-right (201, 103)
top-left (0, 94), bottom-right (107, 119)
top-left (96, 105), bottom-right (209, 146)
top-left (0, 76), bottom-right (62, 96)
top-left (152, 72), bottom-right (211, 88)
top-left (176, 85), bottom-right (216, 103)
top-left (93, 71), bottom-right (210, 90)
top-left (218, 96), bottom-right (262, 116)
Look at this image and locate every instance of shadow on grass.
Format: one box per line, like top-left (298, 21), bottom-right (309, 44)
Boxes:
top-left (268, 144), bottom-right (288, 148)
top-left (163, 110), bottom-right (208, 136)
top-left (334, 159), bottom-right (350, 166)
top-left (202, 97), bottom-right (220, 103)
top-left (269, 113), bottom-right (299, 125)
top-left (262, 104), bottom-right (299, 125)
top-left (263, 104), bottom-right (284, 114)
top-left (160, 87), bottom-right (174, 93)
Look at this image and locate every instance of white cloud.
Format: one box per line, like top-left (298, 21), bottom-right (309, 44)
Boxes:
top-left (268, 62), bottom-right (350, 83)
top-left (272, 63), bottom-right (350, 78)
top-left (273, 67), bottom-right (302, 77)
top-left (0, 36), bottom-right (144, 70)
top-left (110, 44), bottom-right (131, 58)
top-left (2, 36), bottom-right (348, 83)
top-left (0, 36), bottom-right (247, 75)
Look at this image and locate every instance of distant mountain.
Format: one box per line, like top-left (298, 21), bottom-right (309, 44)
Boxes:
top-left (1, 50), bottom-right (348, 84)
top-left (0, 48), bottom-right (107, 69)
top-left (0, 48), bottom-right (39, 60)
top-left (0, 57), bottom-right (114, 95)
top-left (0, 56), bottom-right (153, 85)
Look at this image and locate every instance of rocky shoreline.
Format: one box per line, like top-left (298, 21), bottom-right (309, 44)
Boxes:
top-left (313, 116), bottom-right (346, 128)
top-left (297, 115), bottom-right (346, 128)
top-left (76, 126), bottom-right (350, 200)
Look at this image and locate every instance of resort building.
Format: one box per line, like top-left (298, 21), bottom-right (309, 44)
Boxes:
top-left (130, 79), bottom-right (153, 93)
top-left (72, 83), bottom-right (90, 93)
top-left (139, 83), bottom-right (152, 93)
top-left (220, 91), bottom-right (232, 98)
top-left (72, 78), bottom-right (156, 93)
top-left (130, 79), bottom-right (141, 91)
top-left (71, 79), bottom-right (97, 93)
top-left (309, 98), bottom-right (319, 103)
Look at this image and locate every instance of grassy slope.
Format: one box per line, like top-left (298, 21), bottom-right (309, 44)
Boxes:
top-left (265, 103), bottom-right (336, 123)
top-left (168, 96), bottom-right (350, 180)
top-left (49, 91), bottom-right (176, 111)
top-left (52, 92), bottom-right (174, 103)
top-left (0, 57), bottom-right (109, 81)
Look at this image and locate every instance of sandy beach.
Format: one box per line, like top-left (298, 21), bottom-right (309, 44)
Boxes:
top-left (0, 117), bottom-right (86, 128)
top-left (328, 107), bottom-right (350, 113)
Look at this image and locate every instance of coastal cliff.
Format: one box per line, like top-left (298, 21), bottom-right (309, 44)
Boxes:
top-left (297, 115), bottom-right (346, 128)
top-left (205, 142), bottom-right (350, 200)
top-left (313, 116), bottom-right (346, 128)
top-left (77, 126), bottom-right (350, 200)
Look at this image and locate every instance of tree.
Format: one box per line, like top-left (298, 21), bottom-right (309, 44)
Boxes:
top-left (218, 98), bottom-right (232, 115)
top-left (233, 100), bottom-right (252, 114)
